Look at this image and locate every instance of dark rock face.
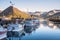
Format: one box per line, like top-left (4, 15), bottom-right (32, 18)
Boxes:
top-left (0, 6), bottom-right (13, 16)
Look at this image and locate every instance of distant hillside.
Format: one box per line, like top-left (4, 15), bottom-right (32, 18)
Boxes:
top-left (28, 11), bottom-right (41, 18)
top-left (48, 12), bottom-right (60, 21)
top-left (41, 10), bottom-right (60, 19)
top-left (40, 12), bottom-right (48, 18)
top-left (47, 9), bottom-right (60, 16)
top-left (0, 6), bottom-right (32, 19)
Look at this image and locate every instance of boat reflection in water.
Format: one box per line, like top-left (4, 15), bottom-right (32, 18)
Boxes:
top-left (7, 19), bottom-right (24, 40)
top-left (7, 22), bottom-right (39, 40)
top-left (7, 21), bottom-right (39, 40)
top-left (4, 19), bottom-right (60, 40)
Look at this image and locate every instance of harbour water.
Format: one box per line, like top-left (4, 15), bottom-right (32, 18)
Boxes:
top-left (6, 20), bottom-right (60, 40)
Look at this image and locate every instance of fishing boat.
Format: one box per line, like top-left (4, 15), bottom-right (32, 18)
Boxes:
top-left (24, 18), bottom-right (36, 27)
top-left (0, 25), bottom-right (7, 40)
top-left (24, 18), bottom-right (40, 27)
top-left (7, 19), bottom-right (24, 37)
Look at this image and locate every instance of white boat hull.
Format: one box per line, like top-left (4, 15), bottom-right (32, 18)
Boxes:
top-left (0, 33), bottom-right (7, 39)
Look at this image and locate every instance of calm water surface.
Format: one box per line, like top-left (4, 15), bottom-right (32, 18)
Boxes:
top-left (7, 21), bottom-right (60, 40)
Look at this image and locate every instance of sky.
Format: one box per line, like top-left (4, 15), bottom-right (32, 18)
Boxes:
top-left (0, 0), bottom-right (60, 12)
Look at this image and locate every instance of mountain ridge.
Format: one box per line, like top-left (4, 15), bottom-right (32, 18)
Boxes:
top-left (0, 6), bottom-right (31, 19)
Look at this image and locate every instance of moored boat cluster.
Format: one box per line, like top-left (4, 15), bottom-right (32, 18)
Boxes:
top-left (0, 17), bottom-right (40, 40)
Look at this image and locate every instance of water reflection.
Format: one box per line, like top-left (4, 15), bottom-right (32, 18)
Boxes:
top-left (6, 20), bottom-right (60, 40)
